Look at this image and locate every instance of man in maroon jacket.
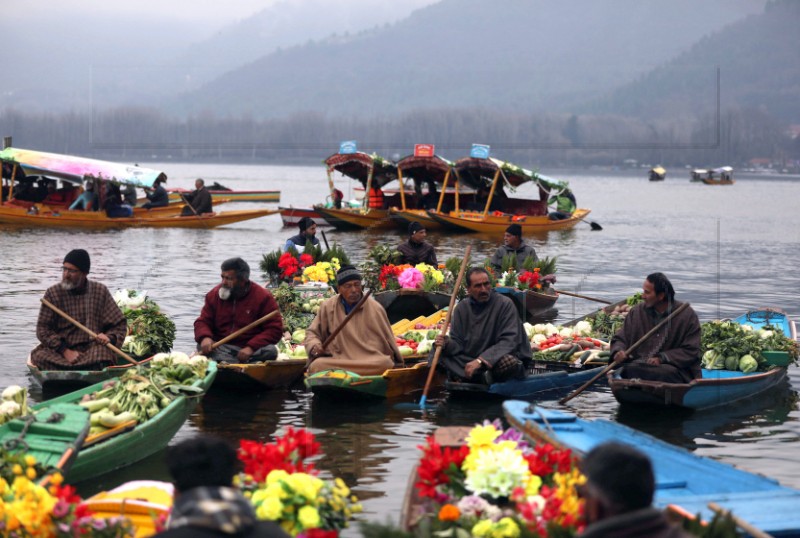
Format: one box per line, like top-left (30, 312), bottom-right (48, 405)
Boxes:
top-left (194, 257), bottom-right (283, 363)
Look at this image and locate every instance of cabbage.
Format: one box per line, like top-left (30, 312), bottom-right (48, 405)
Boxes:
top-left (739, 354), bottom-right (758, 373)
top-left (702, 350), bottom-right (725, 369)
top-left (292, 329), bottom-right (306, 344)
top-left (724, 355), bottom-right (740, 371)
top-left (291, 345), bottom-right (307, 359)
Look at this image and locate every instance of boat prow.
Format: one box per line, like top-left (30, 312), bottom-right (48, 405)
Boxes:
top-left (305, 360), bottom-right (444, 400)
top-left (214, 358), bottom-right (307, 391)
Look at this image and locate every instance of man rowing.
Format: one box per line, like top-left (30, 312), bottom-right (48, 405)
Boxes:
top-left (304, 265), bottom-right (402, 375)
top-left (610, 272), bottom-right (701, 383)
top-left (488, 223), bottom-right (537, 273)
top-left (180, 178), bottom-right (213, 216)
top-left (194, 257), bottom-right (283, 363)
top-left (30, 249), bottom-right (127, 370)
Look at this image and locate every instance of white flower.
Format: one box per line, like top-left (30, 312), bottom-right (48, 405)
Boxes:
top-left (0, 400), bottom-right (21, 418)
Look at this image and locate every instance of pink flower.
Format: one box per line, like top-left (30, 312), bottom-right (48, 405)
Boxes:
top-left (398, 267), bottom-right (424, 289)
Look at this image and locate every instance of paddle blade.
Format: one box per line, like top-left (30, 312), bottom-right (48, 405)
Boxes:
top-left (590, 221), bottom-right (602, 231)
top-left (419, 394), bottom-right (427, 409)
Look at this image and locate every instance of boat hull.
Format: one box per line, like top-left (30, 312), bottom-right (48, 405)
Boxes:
top-left (495, 286), bottom-right (558, 320)
top-left (214, 359), bottom-right (307, 391)
top-left (426, 208), bottom-right (591, 233)
top-left (313, 207), bottom-right (394, 229)
top-left (278, 206), bottom-right (331, 227)
top-left (27, 356), bottom-right (152, 392)
top-left (387, 208), bottom-right (442, 230)
top-left (304, 362), bottom-right (444, 400)
top-left (374, 289), bottom-right (451, 324)
top-left (168, 190), bottom-right (280, 203)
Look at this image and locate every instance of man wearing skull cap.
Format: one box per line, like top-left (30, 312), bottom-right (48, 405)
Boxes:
top-left (488, 223), bottom-right (538, 273)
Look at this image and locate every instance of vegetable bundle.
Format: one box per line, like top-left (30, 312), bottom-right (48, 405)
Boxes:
top-left (115, 289), bottom-right (177, 359)
top-left (700, 320), bottom-right (799, 372)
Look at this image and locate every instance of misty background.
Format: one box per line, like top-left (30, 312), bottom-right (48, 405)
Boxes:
top-left (2, 0), bottom-right (798, 169)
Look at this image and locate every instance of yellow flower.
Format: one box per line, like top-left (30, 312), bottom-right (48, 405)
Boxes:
top-left (255, 495), bottom-right (285, 520)
top-left (11, 464), bottom-right (23, 476)
top-left (24, 455), bottom-right (36, 467)
top-left (266, 469), bottom-right (290, 486)
top-left (298, 505), bottom-right (321, 529)
top-left (48, 472), bottom-right (63, 486)
top-left (25, 467), bottom-right (36, 480)
top-left (465, 424), bottom-right (501, 449)
top-left (525, 473), bottom-right (543, 496)
top-left (472, 519), bottom-right (494, 537)
top-left (492, 517), bottom-right (521, 538)
top-left (286, 473), bottom-right (324, 501)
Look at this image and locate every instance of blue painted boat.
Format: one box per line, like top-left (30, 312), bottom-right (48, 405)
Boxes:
top-left (732, 307), bottom-right (797, 340)
top-left (503, 401), bottom-right (800, 537)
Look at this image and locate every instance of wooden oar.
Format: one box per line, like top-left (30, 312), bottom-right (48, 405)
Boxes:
top-left (209, 310), bottom-right (280, 351)
top-left (577, 215), bottom-right (602, 230)
top-left (558, 302), bottom-right (690, 405)
top-left (321, 229), bottom-right (331, 251)
top-left (554, 289), bottom-right (612, 304)
top-left (41, 298), bottom-right (139, 365)
top-left (708, 502), bottom-right (773, 538)
top-left (419, 244), bottom-right (472, 409)
top-left (306, 289), bottom-right (372, 368)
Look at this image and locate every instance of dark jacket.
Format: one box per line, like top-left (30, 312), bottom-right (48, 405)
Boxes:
top-left (184, 186), bottom-right (213, 214)
top-left (397, 239), bottom-right (437, 266)
top-left (489, 243), bottom-right (538, 273)
top-left (144, 184), bottom-right (169, 208)
top-left (580, 508), bottom-right (693, 538)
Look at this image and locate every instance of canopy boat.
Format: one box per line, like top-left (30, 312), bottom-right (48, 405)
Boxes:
top-left (609, 307), bottom-right (797, 410)
top-left (278, 206), bottom-right (331, 227)
top-left (373, 288), bottom-right (451, 324)
top-left (213, 358), bottom-right (307, 391)
top-left (690, 166), bottom-right (734, 184)
top-left (426, 155), bottom-right (591, 233)
top-left (649, 165), bottom-right (666, 181)
top-left (304, 360), bottom-right (444, 400)
top-left (27, 355), bottom-right (153, 392)
top-left (37, 361), bottom-right (217, 483)
top-left (313, 150), bottom-right (400, 229)
top-left (503, 401), bottom-right (800, 537)
top-left (494, 285), bottom-right (558, 320)
top-left (387, 150), bottom-right (460, 230)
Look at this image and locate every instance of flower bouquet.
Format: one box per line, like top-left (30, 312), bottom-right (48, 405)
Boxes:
top-left (411, 420), bottom-right (585, 537)
top-left (237, 426), bottom-right (362, 537)
top-left (261, 244), bottom-right (351, 285)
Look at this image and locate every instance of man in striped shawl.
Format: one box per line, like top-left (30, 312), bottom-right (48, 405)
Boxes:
top-left (31, 249), bottom-right (127, 370)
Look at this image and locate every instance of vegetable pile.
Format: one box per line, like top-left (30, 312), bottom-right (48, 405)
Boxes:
top-left (526, 321), bottom-right (611, 364)
top-left (588, 292), bottom-right (642, 339)
top-left (271, 283), bottom-right (334, 334)
top-left (700, 320), bottom-right (799, 372)
top-left (114, 289), bottom-right (177, 359)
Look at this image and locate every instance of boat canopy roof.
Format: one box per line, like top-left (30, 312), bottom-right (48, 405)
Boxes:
top-left (651, 166), bottom-right (666, 175)
top-left (396, 154), bottom-right (454, 183)
top-left (713, 166), bottom-right (733, 173)
top-left (324, 151), bottom-right (398, 188)
top-left (0, 147), bottom-right (166, 188)
top-left (454, 156), bottom-right (568, 193)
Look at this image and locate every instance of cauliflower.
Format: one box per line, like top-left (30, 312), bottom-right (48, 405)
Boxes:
top-left (574, 320), bottom-right (593, 336)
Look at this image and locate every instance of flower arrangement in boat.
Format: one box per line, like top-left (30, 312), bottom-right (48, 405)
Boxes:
top-left (302, 259), bottom-right (341, 284)
top-left (493, 256), bottom-right (558, 293)
top-left (237, 426), bottom-right (362, 537)
top-left (261, 244), bottom-right (351, 285)
top-left (114, 289), bottom-right (177, 359)
top-left (413, 420), bottom-right (585, 537)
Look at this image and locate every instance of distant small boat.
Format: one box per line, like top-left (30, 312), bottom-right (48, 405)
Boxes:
top-left (649, 166), bottom-right (666, 181)
top-left (278, 206), bottom-right (331, 227)
top-left (691, 166), bottom-right (734, 185)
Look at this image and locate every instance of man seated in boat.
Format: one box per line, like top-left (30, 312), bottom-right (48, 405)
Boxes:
top-left (304, 265), bottom-right (402, 376)
top-left (579, 442), bottom-right (693, 538)
top-left (488, 223), bottom-right (538, 273)
top-left (68, 180), bottom-right (98, 211)
top-left (102, 182), bottom-right (134, 218)
top-left (396, 221), bottom-right (437, 266)
top-left (283, 216), bottom-right (320, 252)
top-left (433, 267), bottom-right (531, 384)
top-left (180, 178), bottom-right (213, 216)
top-left (30, 249), bottom-right (127, 371)
top-left (610, 272), bottom-right (701, 383)
top-left (547, 187), bottom-right (576, 220)
top-left (141, 178), bottom-right (169, 209)
top-left (195, 257), bottom-right (283, 363)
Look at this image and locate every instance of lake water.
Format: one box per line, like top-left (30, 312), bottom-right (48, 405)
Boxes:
top-left (1, 164), bottom-right (799, 532)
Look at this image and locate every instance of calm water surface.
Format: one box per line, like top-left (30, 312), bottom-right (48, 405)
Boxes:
top-left (1, 164), bottom-right (799, 531)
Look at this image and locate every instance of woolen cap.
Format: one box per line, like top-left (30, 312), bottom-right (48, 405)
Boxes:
top-left (64, 249), bottom-right (90, 274)
top-left (505, 223), bottom-right (522, 237)
top-left (336, 265), bottom-right (361, 286)
top-left (298, 216), bottom-right (315, 232)
top-left (408, 221), bottom-right (424, 235)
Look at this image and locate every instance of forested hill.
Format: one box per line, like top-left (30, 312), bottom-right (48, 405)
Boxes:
top-left (175, 0), bottom-right (766, 119)
top-left (586, 0), bottom-right (800, 122)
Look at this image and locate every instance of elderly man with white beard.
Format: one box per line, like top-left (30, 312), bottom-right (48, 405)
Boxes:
top-left (31, 249), bottom-right (127, 370)
top-left (194, 257), bottom-right (283, 363)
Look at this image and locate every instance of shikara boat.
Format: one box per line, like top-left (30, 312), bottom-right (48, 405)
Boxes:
top-left (494, 285), bottom-right (559, 319)
top-left (386, 150), bottom-right (458, 231)
top-left (84, 480), bottom-right (173, 537)
top-left (503, 401), bottom-right (800, 537)
top-left (649, 165), bottom-right (666, 181)
top-left (304, 360), bottom-right (445, 400)
top-left (167, 188), bottom-right (280, 203)
top-left (426, 156), bottom-right (591, 233)
top-left (27, 355), bottom-right (152, 392)
top-left (374, 288), bottom-right (451, 324)
top-left (691, 166), bottom-right (735, 184)
top-left (278, 206), bottom-right (331, 227)
top-left (36, 361), bottom-right (217, 483)
top-left (0, 401), bottom-right (89, 474)
top-left (214, 358), bottom-right (307, 391)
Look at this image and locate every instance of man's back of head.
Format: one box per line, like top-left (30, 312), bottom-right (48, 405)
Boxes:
top-left (581, 441), bottom-right (655, 514)
top-left (166, 435), bottom-right (238, 493)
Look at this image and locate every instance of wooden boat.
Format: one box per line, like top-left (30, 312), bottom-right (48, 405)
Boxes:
top-left (214, 358), bottom-right (307, 391)
top-left (278, 206), bottom-right (331, 227)
top-left (691, 166), bottom-right (735, 184)
top-left (649, 165), bottom-right (666, 181)
top-left (84, 480), bottom-right (173, 538)
top-left (167, 188), bottom-right (280, 203)
top-left (494, 285), bottom-right (559, 319)
top-left (374, 288), bottom-right (451, 324)
top-left (27, 355), bottom-right (153, 391)
top-left (732, 307), bottom-right (797, 340)
top-left (36, 361), bottom-right (217, 483)
top-left (503, 401), bottom-right (800, 537)
top-left (304, 360), bottom-right (445, 400)
top-left (0, 401), bottom-right (89, 473)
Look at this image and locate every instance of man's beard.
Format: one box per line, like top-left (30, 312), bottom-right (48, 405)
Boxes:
top-left (218, 286), bottom-right (232, 300)
top-left (60, 278), bottom-right (82, 291)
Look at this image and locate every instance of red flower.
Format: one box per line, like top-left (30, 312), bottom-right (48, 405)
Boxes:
top-left (414, 436), bottom-right (469, 499)
top-left (299, 530), bottom-right (338, 538)
top-left (239, 427), bottom-right (322, 482)
top-left (278, 252), bottom-right (300, 279)
top-left (299, 254), bottom-right (314, 267)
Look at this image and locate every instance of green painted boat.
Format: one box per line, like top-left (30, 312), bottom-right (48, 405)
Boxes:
top-left (35, 361), bottom-right (217, 483)
top-left (304, 361), bottom-right (445, 400)
top-left (27, 355), bottom-right (153, 392)
top-left (0, 402), bottom-right (89, 475)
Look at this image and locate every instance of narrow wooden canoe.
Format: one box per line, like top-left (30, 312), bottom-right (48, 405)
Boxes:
top-left (425, 208), bottom-right (591, 234)
top-left (304, 361), bottom-right (445, 400)
top-left (278, 206), bottom-right (331, 227)
top-left (36, 361), bottom-right (217, 483)
top-left (312, 206), bottom-right (394, 229)
top-left (387, 207), bottom-right (442, 230)
top-left (214, 359), bottom-right (307, 391)
top-left (167, 189), bottom-right (280, 203)
top-left (494, 286), bottom-right (559, 320)
top-left (503, 401), bottom-right (800, 537)
top-left (27, 355), bottom-right (153, 392)
top-left (374, 288), bottom-right (451, 325)
top-left (0, 402), bottom-right (89, 474)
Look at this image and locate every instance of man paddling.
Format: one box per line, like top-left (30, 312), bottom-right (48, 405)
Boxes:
top-left (194, 257), bottom-right (283, 363)
top-left (304, 265), bottom-right (402, 375)
top-left (180, 178), bottom-right (213, 216)
top-left (610, 272), bottom-right (701, 383)
top-left (30, 249), bottom-right (127, 370)
top-left (488, 223), bottom-right (538, 273)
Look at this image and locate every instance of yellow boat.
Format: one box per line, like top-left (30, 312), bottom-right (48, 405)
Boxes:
top-left (214, 358), bottom-right (307, 391)
top-left (428, 207), bottom-right (592, 234)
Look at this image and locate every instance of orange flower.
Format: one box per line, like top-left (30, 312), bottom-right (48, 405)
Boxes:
top-left (438, 503), bottom-right (461, 521)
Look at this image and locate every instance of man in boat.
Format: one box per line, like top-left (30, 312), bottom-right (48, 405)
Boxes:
top-left (30, 249), bottom-right (127, 371)
top-left (154, 435), bottom-right (290, 538)
top-left (195, 257), bottom-right (284, 363)
top-left (433, 267), bottom-right (531, 384)
top-left (396, 221), bottom-right (438, 266)
top-left (283, 216), bottom-right (320, 252)
top-left (488, 223), bottom-right (538, 273)
top-left (579, 442), bottom-right (692, 538)
top-left (610, 272), bottom-right (701, 383)
top-left (547, 187), bottom-right (576, 220)
top-left (304, 265), bottom-right (402, 376)
top-left (68, 180), bottom-right (98, 211)
top-left (367, 185), bottom-right (385, 209)
top-left (180, 178), bottom-right (213, 216)
top-left (142, 177), bottom-right (169, 209)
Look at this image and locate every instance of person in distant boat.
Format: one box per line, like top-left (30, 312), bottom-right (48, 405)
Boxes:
top-left (304, 265), bottom-right (402, 376)
top-left (142, 178), bottom-right (169, 210)
top-left (283, 216), bottom-right (320, 252)
top-left (578, 442), bottom-right (693, 538)
top-left (396, 221), bottom-right (437, 266)
top-left (488, 223), bottom-right (538, 273)
top-left (367, 185), bottom-right (385, 209)
top-left (180, 178), bottom-right (213, 216)
top-left (610, 272), bottom-right (701, 383)
top-left (547, 187), bottom-right (576, 220)
top-left (30, 249), bottom-right (127, 371)
top-left (332, 188), bottom-right (344, 209)
top-left (102, 182), bottom-right (134, 218)
top-left (68, 180), bottom-right (98, 211)
top-left (122, 183), bottom-right (138, 206)
top-left (153, 435), bottom-right (290, 538)
top-left (433, 267), bottom-right (531, 384)
top-left (195, 257), bottom-right (283, 363)
top-left (41, 180), bottom-right (75, 206)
